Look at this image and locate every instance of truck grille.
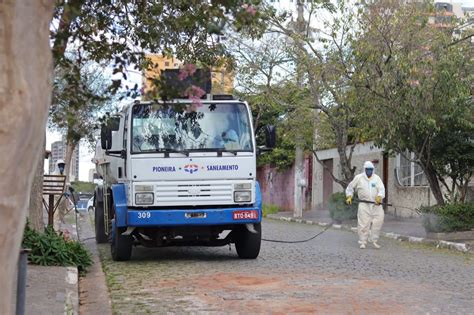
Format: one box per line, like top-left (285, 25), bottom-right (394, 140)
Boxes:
top-left (155, 181), bottom-right (234, 206)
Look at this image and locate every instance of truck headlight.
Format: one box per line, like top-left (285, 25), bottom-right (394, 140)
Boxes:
top-left (135, 193), bottom-right (154, 205)
top-left (234, 191), bottom-right (251, 203)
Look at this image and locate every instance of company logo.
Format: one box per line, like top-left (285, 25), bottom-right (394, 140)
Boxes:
top-left (152, 166), bottom-right (176, 172)
top-left (184, 164), bottom-right (199, 174)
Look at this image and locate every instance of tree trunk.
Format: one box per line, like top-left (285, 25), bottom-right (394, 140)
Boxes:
top-left (0, 1), bottom-right (53, 313)
top-left (27, 136), bottom-right (46, 231)
top-left (422, 161), bottom-right (445, 205)
top-left (64, 140), bottom-right (76, 183)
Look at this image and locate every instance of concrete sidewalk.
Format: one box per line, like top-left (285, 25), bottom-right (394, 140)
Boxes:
top-left (22, 265), bottom-right (78, 315)
top-left (20, 210), bottom-right (112, 315)
top-left (268, 210), bottom-right (472, 253)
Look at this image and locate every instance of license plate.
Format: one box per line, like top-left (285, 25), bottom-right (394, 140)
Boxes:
top-left (185, 212), bottom-right (207, 219)
top-left (233, 210), bottom-right (258, 220)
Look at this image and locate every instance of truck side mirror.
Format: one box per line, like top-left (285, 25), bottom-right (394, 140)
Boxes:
top-left (265, 125), bottom-right (276, 148)
top-left (101, 124), bottom-right (112, 150)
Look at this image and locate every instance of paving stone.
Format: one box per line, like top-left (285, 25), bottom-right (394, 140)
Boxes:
top-left (98, 219), bottom-right (474, 314)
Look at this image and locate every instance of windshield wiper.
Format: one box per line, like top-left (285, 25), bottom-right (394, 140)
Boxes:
top-left (188, 148), bottom-right (239, 156)
top-left (156, 148), bottom-right (190, 157)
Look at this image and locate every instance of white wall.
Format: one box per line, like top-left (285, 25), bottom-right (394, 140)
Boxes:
top-left (311, 142), bottom-right (438, 218)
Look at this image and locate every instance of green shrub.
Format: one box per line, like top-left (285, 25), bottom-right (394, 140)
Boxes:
top-left (22, 225), bottom-right (92, 274)
top-left (421, 202), bottom-right (474, 233)
top-left (328, 192), bottom-right (358, 223)
top-left (262, 204), bottom-right (280, 217)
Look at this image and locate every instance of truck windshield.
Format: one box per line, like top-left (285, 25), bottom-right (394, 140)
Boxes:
top-left (131, 103), bottom-right (253, 153)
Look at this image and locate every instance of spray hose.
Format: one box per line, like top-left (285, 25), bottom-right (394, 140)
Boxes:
top-left (261, 200), bottom-right (420, 244)
top-left (354, 198), bottom-right (421, 215)
top-left (262, 223), bottom-right (333, 243)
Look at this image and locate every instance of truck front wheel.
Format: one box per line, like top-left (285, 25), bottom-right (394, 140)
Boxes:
top-left (94, 200), bottom-right (108, 244)
top-left (111, 222), bottom-right (133, 261)
top-left (235, 223), bottom-right (261, 259)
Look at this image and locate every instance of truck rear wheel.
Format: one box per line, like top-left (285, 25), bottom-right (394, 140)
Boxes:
top-left (235, 223), bottom-right (261, 259)
top-left (111, 222), bottom-right (133, 261)
top-left (94, 200), bottom-right (108, 244)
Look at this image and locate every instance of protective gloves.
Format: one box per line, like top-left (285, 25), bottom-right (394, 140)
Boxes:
top-left (346, 196), bottom-right (352, 205)
top-left (375, 195), bottom-right (382, 205)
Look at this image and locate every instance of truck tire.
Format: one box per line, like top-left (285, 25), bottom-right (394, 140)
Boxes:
top-left (235, 223), bottom-right (261, 259)
top-left (111, 222), bottom-right (133, 261)
top-left (94, 200), bottom-right (108, 244)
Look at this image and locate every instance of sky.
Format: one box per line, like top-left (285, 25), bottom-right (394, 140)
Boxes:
top-left (46, 0), bottom-right (474, 181)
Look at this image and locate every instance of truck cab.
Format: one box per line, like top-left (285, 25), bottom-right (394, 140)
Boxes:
top-left (93, 96), bottom-right (275, 261)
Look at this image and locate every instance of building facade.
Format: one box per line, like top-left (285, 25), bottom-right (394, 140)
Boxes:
top-left (48, 137), bottom-right (79, 181)
top-left (311, 141), bottom-right (474, 218)
top-left (142, 54), bottom-right (234, 98)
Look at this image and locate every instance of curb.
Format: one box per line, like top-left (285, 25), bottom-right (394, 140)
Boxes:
top-left (266, 214), bottom-right (472, 254)
top-left (65, 267), bottom-right (79, 314)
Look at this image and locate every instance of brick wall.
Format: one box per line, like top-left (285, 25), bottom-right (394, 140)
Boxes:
top-left (257, 156), bottom-right (312, 211)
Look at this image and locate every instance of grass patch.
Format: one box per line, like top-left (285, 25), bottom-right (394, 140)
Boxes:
top-left (262, 204), bottom-right (281, 217)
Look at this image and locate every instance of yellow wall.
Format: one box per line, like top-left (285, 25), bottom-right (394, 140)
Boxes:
top-left (142, 55), bottom-right (181, 95)
top-left (142, 54), bottom-right (234, 97)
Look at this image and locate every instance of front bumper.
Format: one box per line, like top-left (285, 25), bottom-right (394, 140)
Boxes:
top-left (127, 207), bottom-right (261, 227)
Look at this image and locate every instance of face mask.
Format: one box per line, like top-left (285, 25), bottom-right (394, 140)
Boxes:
top-left (58, 165), bottom-right (65, 175)
top-left (365, 168), bottom-right (373, 178)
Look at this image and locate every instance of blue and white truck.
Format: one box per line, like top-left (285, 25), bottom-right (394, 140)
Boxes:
top-left (92, 85), bottom-right (275, 261)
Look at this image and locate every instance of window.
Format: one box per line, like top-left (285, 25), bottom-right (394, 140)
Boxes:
top-left (396, 152), bottom-right (427, 187)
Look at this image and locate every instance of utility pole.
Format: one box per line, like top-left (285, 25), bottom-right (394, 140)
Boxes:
top-left (293, 0), bottom-right (305, 218)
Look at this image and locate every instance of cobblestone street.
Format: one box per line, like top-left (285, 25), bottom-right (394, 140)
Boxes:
top-left (99, 220), bottom-right (473, 314)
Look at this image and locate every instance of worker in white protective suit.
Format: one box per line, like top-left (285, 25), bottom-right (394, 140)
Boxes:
top-left (345, 161), bottom-right (385, 249)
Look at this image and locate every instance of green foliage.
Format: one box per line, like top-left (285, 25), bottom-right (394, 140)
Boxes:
top-left (352, 0), bottom-right (473, 204)
top-left (232, 33), bottom-right (314, 170)
top-left (22, 225), bottom-right (92, 274)
top-left (262, 203), bottom-right (281, 218)
top-left (50, 58), bottom-right (118, 148)
top-left (49, 0), bottom-right (272, 158)
top-left (71, 181), bottom-right (95, 194)
top-left (328, 192), bottom-right (358, 222)
top-left (313, 113), bottom-right (336, 150)
top-left (52, 1), bottom-right (270, 91)
top-left (247, 81), bottom-right (313, 170)
top-left (257, 129), bottom-right (295, 170)
top-left (421, 202), bottom-right (474, 233)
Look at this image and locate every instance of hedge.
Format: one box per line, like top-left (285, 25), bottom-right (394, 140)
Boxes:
top-left (421, 202), bottom-right (474, 233)
top-left (328, 192), bottom-right (358, 223)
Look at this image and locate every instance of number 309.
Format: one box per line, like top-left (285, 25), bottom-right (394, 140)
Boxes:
top-left (137, 211), bottom-right (151, 219)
